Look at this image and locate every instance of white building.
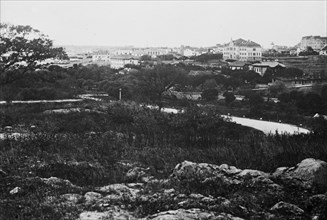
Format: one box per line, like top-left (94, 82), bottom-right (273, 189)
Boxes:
top-left (223, 38), bottom-right (262, 62)
top-left (110, 56), bottom-right (139, 69)
top-left (92, 51), bottom-right (110, 62)
top-left (300, 36), bottom-right (327, 51)
top-left (183, 48), bottom-right (200, 57)
top-left (249, 61), bottom-right (285, 76)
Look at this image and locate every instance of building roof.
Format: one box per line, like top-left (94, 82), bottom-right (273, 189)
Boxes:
top-left (111, 55), bottom-right (138, 60)
top-left (228, 61), bottom-right (249, 67)
top-left (251, 61), bottom-right (285, 68)
top-left (321, 45), bottom-right (327, 51)
top-left (227, 38), bottom-right (261, 47)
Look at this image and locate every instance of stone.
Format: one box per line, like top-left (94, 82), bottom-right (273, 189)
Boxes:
top-left (79, 211), bottom-right (109, 220)
top-left (216, 213), bottom-right (245, 220)
top-left (270, 201), bottom-right (304, 216)
top-left (273, 158), bottom-right (327, 190)
top-left (126, 166), bottom-right (151, 182)
top-left (9, 186), bottom-right (21, 195)
top-left (79, 206), bottom-right (138, 220)
top-left (97, 183), bottom-right (141, 197)
top-left (41, 176), bottom-right (76, 189)
top-left (148, 208), bottom-right (217, 220)
top-left (60, 193), bottom-right (83, 205)
top-left (84, 192), bottom-right (102, 203)
top-left (238, 169), bottom-right (269, 178)
top-left (171, 161), bottom-right (220, 181)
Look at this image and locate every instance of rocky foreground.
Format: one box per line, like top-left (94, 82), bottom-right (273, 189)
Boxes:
top-left (1, 158), bottom-right (327, 219)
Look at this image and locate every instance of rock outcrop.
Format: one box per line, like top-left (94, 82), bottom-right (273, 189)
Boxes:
top-left (2, 158), bottom-right (327, 219)
top-left (272, 158), bottom-right (327, 191)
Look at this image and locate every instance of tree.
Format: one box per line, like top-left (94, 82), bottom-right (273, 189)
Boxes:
top-left (135, 65), bottom-right (187, 109)
top-left (268, 81), bottom-right (286, 98)
top-left (275, 67), bottom-right (303, 78)
top-left (0, 23), bottom-right (68, 85)
top-left (203, 79), bottom-right (218, 90)
top-left (298, 47), bottom-right (319, 56)
top-left (321, 85), bottom-right (327, 102)
top-left (224, 91), bottom-right (235, 104)
top-left (246, 92), bottom-right (264, 106)
top-left (140, 55), bottom-right (152, 61)
top-left (201, 89), bottom-right (218, 101)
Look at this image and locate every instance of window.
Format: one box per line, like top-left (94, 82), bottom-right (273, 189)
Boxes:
top-left (253, 48), bottom-right (256, 51)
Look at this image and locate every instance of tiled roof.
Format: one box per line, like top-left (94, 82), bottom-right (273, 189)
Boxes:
top-left (111, 55), bottom-right (138, 60)
top-left (251, 61), bottom-right (285, 68)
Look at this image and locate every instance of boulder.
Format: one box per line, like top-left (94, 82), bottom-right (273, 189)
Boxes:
top-left (9, 186), bottom-right (22, 195)
top-left (79, 207), bottom-right (137, 220)
top-left (95, 183), bottom-right (143, 204)
top-left (126, 166), bottom-right (152, 182)
top-left (41, 176), bottom-right (77, 189)
top-left (171, 161), bottom-right (275, 197)
top-left (148, 208), bottom-right (219, 220)
top-left (84, 192), bottom-right (102, 203)
top-left (60, 193), bottom-right (83, 205)
top-left (270, 201), bottom-right (304, 216)
top-left (273, 158), bottom-right (327, 190)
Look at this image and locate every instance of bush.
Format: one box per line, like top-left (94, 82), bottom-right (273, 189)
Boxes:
top-left (201, 89), bottom-right (218, 101)
top-left (224, 92), bottom-right (236, 104)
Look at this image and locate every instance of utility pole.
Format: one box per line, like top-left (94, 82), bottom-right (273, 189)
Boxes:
top-left (119, 88), bottom-right (122, 101)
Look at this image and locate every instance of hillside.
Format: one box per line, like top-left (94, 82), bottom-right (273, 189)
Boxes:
top-left (275, 56), bottom-right (327, 76)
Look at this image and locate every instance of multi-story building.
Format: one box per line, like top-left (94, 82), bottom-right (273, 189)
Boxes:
top-left (92, 51), bottom-right (110, 62)
top-left (110, 55), bottom-right (139, 69)
top-left (300, 36), bottom-right (327, 51)
top-left (223, 38), bottom-right (262, 62)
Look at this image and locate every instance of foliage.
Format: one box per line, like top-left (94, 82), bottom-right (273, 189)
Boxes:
top-left (201, 89), bottom-right (218, 101)
top-left (298, 47), bottom-right (319, 56)
top-left (321, 85), bottom-right (327, 102)
top-left (140, 55), bottom-right (152, 61)
top-left (246, 92), bottom-right (264, 106)
top-left (191, 53), bottom-right (223, 63)
top-left (274, 67), bottom-right (303, 78)
top-left (0, 23), bottom-right (68, 85)
top-left (268, 81), bottom-right (286, 97)
top-left (224, 92), bottom-right (236, 104)
top-left (202, 79), bottom-right (218, 90)
top-left (134, 64), bottom-right (187, 109)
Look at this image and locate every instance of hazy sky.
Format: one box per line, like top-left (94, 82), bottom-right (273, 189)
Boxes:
top-left (1, 1), bottom-right (326, 48)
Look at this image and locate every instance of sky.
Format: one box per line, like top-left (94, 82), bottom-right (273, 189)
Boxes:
top-left (1, 1), bottom-right (326, 48)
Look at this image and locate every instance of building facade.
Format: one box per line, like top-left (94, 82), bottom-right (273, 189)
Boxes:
top-left (92, 52), bottom-right (110, 62)
top-left (249, 61), bottom-right (285, 76)
top-left (300, 36), bottom-right (327, 51)
top-left (223, 38), bottom-right (262, 62)
top-left (110, 56), bottom-right (139, 69)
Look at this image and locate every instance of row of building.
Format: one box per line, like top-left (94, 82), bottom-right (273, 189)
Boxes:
top-left (88, 35), bottom-right (327, 69)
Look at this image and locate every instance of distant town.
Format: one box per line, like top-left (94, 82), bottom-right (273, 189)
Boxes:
top-left (57, 35), bottom-right (327, 69)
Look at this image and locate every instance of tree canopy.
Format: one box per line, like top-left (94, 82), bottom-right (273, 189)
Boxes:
top-left (134, 64), bottom-right (187, 109)
top-left (0, 23), bottom-right (68, 85)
